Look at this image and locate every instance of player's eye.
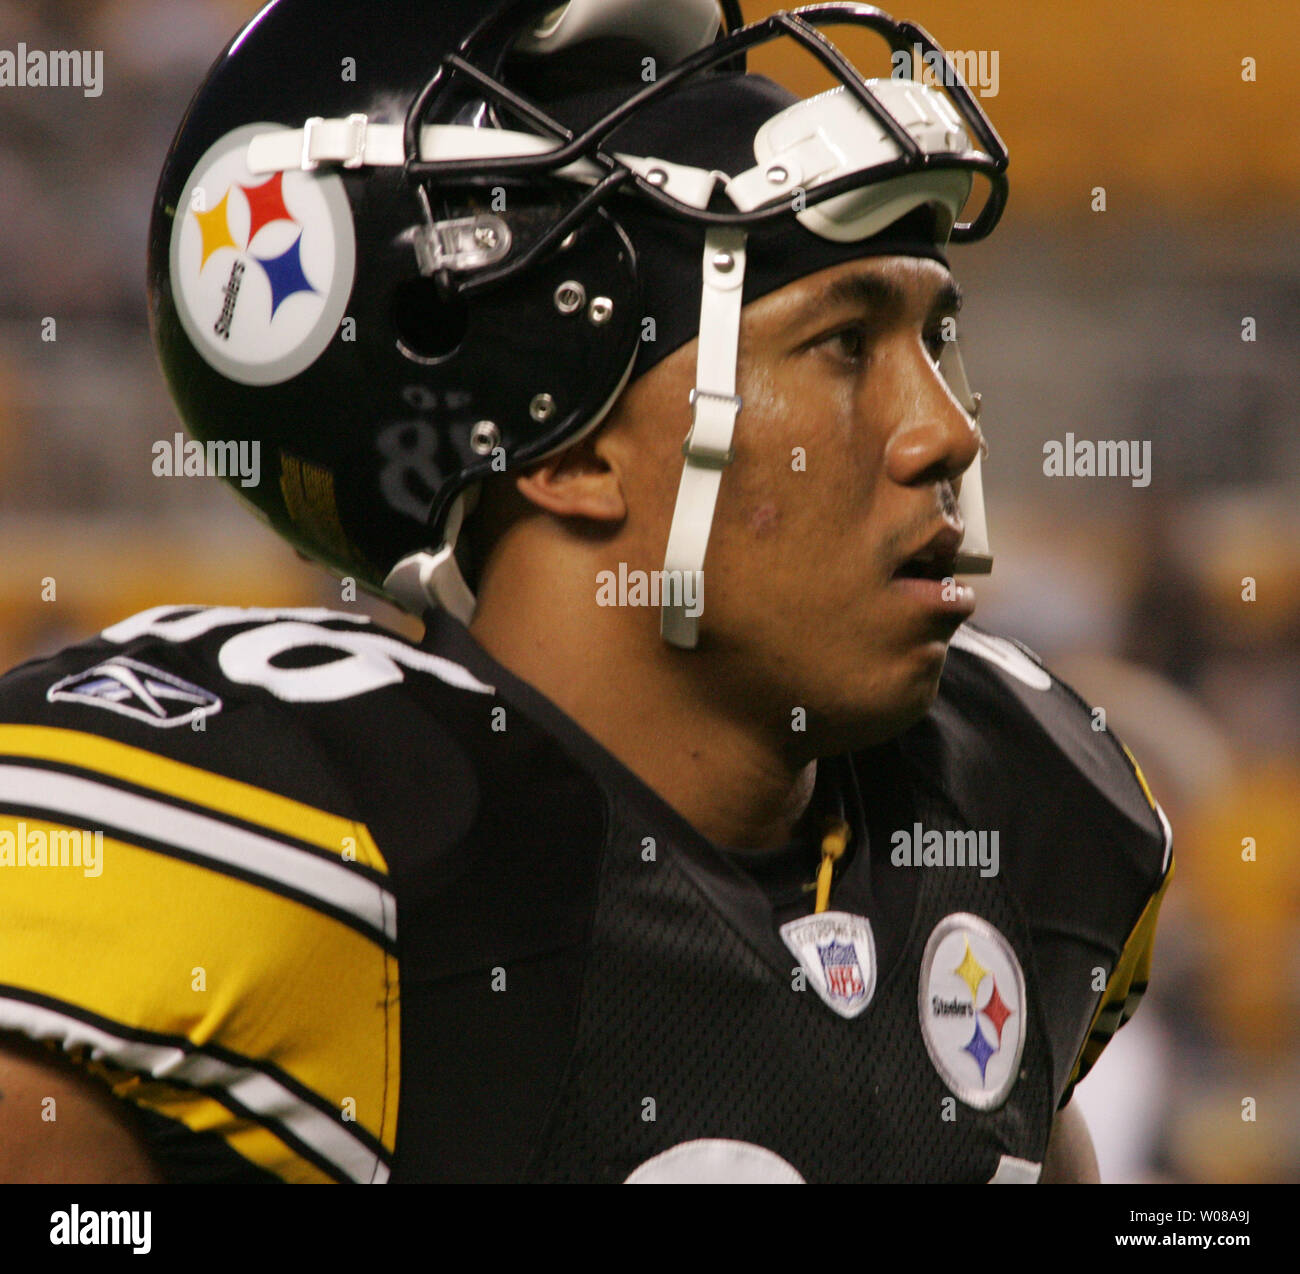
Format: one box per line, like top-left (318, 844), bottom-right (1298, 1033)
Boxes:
top-left (816, 323), bottom-right (871, 368)
top-left (924, 328), bottom-right (950, 365)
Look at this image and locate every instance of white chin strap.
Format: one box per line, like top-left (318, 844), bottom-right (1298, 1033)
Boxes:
top-left (660, 228), bottom-right (747, 649)
top-left (384, 491), bottom-right (477, 621)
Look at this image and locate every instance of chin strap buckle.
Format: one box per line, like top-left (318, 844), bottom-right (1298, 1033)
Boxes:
top-left (682, 388), bottom-right (742, 468)
top-left (299, 113), bottom-right (370, 171)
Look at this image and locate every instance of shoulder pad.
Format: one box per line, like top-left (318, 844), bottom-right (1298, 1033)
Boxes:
top-left (902, 625), bottom-right (1174, 1105)
top-left (0, 606), bottom-right (412, 1181)
top-left (889, 625), bottom-right (1172, 969)
top-left (927, 624), bottom-right (1170, 880)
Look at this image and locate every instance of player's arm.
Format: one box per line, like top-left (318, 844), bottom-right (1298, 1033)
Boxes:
top-left (0, 1032), bottom-right (161, 1183)
top-left (1039, 1102), bottom-right (1099, 1184)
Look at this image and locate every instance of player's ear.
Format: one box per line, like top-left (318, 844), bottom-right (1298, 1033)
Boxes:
top-left (514, 432), bottom-right (627, 525)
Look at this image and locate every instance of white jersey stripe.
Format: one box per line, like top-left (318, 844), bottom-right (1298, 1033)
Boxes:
top-left (0, 995), bottom-right (389, 1183)
top-left (0, 764), bottom-right (396, 943)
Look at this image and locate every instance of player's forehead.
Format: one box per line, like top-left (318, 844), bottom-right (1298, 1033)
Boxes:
top-left (745, 255), bottom-right (961, 334)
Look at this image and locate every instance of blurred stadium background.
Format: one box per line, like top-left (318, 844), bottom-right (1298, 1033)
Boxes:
top-left (1, 0), bottom-right (1296, 1183)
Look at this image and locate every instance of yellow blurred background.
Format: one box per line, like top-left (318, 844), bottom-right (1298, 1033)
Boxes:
top-left (752, 0), bottom-right (1300, 216)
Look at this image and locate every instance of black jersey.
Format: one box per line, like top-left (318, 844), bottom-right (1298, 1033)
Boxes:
top-left (0, 605), bottom-right (1170, 1183)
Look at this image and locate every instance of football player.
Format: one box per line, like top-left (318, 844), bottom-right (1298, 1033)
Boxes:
top-left (0, 0), bottom-right (1170, 1183)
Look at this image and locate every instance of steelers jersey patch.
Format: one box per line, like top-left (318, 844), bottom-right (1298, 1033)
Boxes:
top-left (919, 913), bottom-right (1026, 1109)
top-left (780, 911), bottom-right (877, 1019)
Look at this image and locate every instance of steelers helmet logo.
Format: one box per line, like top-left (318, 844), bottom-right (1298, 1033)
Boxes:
top-left (169, 123), bottom-right (356, 385)
top-left (919, 913), bottom-right (1026, 1110)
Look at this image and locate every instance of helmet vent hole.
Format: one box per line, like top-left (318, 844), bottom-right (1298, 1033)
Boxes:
top-left (393, 277), bottom-right (469, 364)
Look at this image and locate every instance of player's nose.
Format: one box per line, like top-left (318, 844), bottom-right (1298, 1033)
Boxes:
top-left (881, 343), bottom-right (981, 490)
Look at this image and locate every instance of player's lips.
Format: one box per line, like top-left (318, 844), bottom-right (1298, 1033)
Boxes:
top-left (888, 523), bottom-right (976, 616)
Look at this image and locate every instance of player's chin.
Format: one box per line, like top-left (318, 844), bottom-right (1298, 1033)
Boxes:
top-left (876, 592), bottom-right (965, 659)
top-left (883, 617), bottom-right (963, 713)
top-left (893, 647), bottom-right (949, 718)
top-left (813, 643), bottom-right (952, 751)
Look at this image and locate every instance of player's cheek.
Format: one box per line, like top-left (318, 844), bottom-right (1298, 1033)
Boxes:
top-left (746, 500), bottom-right (782, 537)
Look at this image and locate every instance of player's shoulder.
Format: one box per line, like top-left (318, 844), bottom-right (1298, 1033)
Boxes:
top-left (1, 603), bottom-right (368, 713)
top-left (0, 604), bottom-right (408, 1182)
top-left (0, 601), bottom-right (476, 719)
top-left (920, 623), bottom-right (1171, 887)
top-left (0, 602), bottom-right (489, 784)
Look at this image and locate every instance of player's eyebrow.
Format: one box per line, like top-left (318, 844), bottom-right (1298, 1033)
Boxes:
top-left (818, 271), bottom-right (906, 317)
top-left (808, 272), bottom-right (963, 321)
top-left (930, 279), bottom-right (964, 317)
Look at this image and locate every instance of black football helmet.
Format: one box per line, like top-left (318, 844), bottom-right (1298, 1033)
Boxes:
top-left (148, 0), bottom-right (1007, 647)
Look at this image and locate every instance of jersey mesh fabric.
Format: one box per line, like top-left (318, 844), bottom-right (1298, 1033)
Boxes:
top-left (529, 781), bottom-right (1055, 1184)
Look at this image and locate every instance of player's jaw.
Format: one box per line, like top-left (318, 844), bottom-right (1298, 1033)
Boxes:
top-left (771, 504), bottom-right (977, 754)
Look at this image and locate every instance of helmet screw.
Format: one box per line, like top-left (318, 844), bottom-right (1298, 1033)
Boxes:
top-left (645, 167), bottom-right (669, 187)
top-left (554, 281), bottom-right (587, 315)
top-left (588, 296), bottom-right (614, 326)
top-left (712, 250), bottom-right (735, 274)
top-left (470, 420), bottom-right (500, 455)
top-left (530, 393), bottom-right (557, 423)
top-left (766, 165), bottom-right (789, 184)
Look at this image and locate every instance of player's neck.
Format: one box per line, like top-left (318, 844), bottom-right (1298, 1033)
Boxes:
top-left (469, 576), bottom-right (817, 853)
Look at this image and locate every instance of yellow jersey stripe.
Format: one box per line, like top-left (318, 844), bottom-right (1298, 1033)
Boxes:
top-left (1063, 859), bottom-right (1173, 1100)
top-left (0, 761), bottom-right (394, 944)
top-left (0, 725), bottom-right (388, 875)
top-left (0, 817), bottom-right (398, 1160)
top-left (80, 1053), bottom-right (341, 1184)
top-left (0, 988), bottom-right (391, 1183)
top-left (1120, 742), bottom-right (1157, 812)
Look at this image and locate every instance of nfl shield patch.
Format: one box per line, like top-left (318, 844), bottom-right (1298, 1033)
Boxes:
top-left (780, 911), bottom-right (877, 1019)
top-left (819, 939), bottom-right (866, 1004)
